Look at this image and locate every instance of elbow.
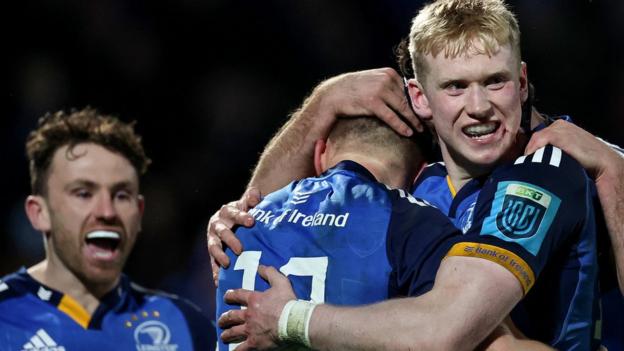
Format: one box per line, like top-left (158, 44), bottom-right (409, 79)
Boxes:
top-left (415, 323), bottom-right (485, 351)
top-left (395, 329), bottom-right (476, 351)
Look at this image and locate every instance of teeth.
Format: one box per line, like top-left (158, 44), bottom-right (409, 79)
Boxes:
top-left (463, 122), bottom-right (497, 137)
top-left (86, 230), bottom-right (120, 240)
top-left (94, 251), bottom-right (113, 258)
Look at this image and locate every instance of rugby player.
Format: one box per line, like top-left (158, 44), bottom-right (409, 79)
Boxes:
top-left (0, 108), bottom-right (214, 350)
top-left (211, 0), bottom-right (613, 349)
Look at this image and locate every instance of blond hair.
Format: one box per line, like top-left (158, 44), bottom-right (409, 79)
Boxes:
top-left (408, 0), bottom-right (521, 81)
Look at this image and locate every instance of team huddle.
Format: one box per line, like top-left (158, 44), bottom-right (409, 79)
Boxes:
top-left (1, 0), bottom-right (623, 350)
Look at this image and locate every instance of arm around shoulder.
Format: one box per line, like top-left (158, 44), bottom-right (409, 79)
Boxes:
top-left (307, 256), bottom-right (523, 351)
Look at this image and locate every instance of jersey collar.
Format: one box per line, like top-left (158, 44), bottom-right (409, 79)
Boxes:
top-left (4, 267), bottom-right (132, 329)
top-left (328, 160), bottom-right (379, 183)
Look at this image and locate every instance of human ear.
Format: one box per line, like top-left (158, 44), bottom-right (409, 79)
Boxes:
top-left (25, 195), bottom-right (51, 232)
top-left (407, 78), bottom-right (433, 120)
top-left (313, 139), bottom-right (327, 176)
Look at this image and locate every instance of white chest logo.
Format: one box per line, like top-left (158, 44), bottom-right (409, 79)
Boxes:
top-left (21, 329), bottom-right (65, 351)
top-left (134, 320), bottom-right (178, 351)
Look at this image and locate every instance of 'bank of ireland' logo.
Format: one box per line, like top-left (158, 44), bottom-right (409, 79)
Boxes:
top-left (481, 181), bottom-right (560, 256)
top-left (495, 184), bottom-right (549, 239)
top-left (134, 320), bottom-right (178, 351)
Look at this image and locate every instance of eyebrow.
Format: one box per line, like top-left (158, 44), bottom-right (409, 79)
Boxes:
top-left (64, 179), bottom-right (137, 192)
top-left (437, 70), bottom-right (512, 88)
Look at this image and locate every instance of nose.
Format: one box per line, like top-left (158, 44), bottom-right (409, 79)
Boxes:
top-left (465, 85), bottom-right (492, 119)
top-left (93, 193), bottom-right (118, 221)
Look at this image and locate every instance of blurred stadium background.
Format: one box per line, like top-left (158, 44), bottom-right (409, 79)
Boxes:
top-left (4, 0), bottom-right (624, 320)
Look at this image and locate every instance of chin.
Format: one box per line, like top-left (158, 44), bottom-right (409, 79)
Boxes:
top-left (82, 266), bottom-right (122, 288)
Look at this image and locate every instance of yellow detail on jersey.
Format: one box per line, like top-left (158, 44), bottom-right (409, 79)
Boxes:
top-left (446, 175), bottom-right (457, 198)
top-left (58, 295), bottom-right (91, 329)
top-left (446, 242), bottom-right (535, 294)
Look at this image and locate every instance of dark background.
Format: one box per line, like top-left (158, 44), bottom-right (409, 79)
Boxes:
top-left (4, 0), bottom-right (623, 320)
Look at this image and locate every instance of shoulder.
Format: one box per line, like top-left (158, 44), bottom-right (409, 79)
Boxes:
top-left (129, 282), bottom-right (203, 315)
top-left (0, 270), bottom-right (30, 304)
top-left (490, 145), bottom-right (589, 198)
top-left (129, 282), bottom-right (216, 349)
top-left (413, 162), bottom-right (447, 188)
top-left (386, 186), bottom-right (458, 251)
top-left (502, 145), bottom-right (585, 178)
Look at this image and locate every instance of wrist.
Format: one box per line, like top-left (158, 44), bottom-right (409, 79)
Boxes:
top-left (278, 300), bottom-right (319, 347)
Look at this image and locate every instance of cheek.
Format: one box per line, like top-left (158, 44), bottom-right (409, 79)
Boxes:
top-left (120, 206), bottom-right (143, 232)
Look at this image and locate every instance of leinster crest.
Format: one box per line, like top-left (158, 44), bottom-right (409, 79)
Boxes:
top-left (495, 183), bottom-right (550, 239)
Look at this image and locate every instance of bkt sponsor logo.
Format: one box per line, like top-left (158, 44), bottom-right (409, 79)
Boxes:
top-left (134, 320), bottom-right (178, 351)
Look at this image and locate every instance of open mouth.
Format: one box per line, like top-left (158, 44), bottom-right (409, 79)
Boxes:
top-left (462, 121), bottom-right (499, 139)
top-left (85, 230), bottom-right (121, 259)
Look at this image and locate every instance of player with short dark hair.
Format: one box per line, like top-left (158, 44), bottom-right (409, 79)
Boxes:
top-left (0, 108), bottom-right (214, 350)
top-left (216, 116), bottom-right (432, 351)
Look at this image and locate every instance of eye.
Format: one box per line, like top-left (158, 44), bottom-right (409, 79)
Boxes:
top-left (485, 75), bottom-right (507, 90)
top-left (73, 189), bottom-right (92, 199)
top-left (443, 81), bottom-right (466, 96)
top-left (114, 190), bottom-right (132, 201)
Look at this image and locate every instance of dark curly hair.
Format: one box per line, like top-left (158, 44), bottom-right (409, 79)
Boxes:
top-left (26, 107), bottom-right (151, 195)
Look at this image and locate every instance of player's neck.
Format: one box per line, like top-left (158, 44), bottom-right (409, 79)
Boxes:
top-left (329, 152), bottom-right (412, 190)
top-left (28, 259), bottom-right (114, 315)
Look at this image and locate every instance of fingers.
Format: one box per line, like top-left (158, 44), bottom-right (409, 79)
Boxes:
top-left (240, 187), bottom-right (262, 210)
top-left (208, 232), bottom-right (231, 268)
top-left (220, 203), bottom-right (255, 228)
top-left (258, 265), bottom-right (291, 290)
top-left (224, 288), bottom-right (253, 306)
top-left (233, 341), bottom-right (251, 351)
top-left (207, 203), bottom-right (251, 262)
top-left (218, 308), bottom-right (246, 329)
top-left (375, 103), bottom-right (415, 137)
top-left (524, 129), bottom-right (550, 155)
top-left (210, 256), bottom-right (220, 287)
top-left (216, 222), bottom-right (244, 255)
top-left (221, 324), bottom-right (248, 344)
top-left (380, 68), bottom-right (424, 133)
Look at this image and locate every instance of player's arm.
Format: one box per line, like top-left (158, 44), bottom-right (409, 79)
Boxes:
top-left (526, 120), bottom-right (624, 294)
top-left (248, 67), bottom-right (420, 194)
top-left (220, 256), bottom-right (523, 351)
top-left (208, 68), bottom-right (420, 271)
top-left (479, 318), bottom-right (555, 351)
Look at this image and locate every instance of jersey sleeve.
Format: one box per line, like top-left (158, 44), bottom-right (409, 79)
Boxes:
top-left (446, 146), bottom-right (592, 294)
top-left (386, 191), bottom-right (462, 297)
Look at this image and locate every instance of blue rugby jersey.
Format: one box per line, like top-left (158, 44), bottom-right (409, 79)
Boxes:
top-left (413, 145), bottom-right (601, 350)
top-left (0, 269), bottom-right (215, 351)
top-left (216, 160), bottom-right (459, 351)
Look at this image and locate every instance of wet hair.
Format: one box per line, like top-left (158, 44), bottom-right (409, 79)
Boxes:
top-left (26, 107), bottom-right (151, 195)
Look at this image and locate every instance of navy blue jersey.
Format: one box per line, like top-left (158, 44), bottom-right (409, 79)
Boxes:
top-left (413, 145), bottom-right (601, 350)
top-left (216, 161), bottom-right (459, 351)
top-left (0, 269), bottom-right (214, 351)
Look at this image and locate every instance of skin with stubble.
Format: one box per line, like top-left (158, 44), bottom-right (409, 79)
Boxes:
top-left (26, 143), bottom-right (144, 313)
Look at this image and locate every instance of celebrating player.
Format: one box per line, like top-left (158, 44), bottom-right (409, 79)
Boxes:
top-left (211, 0), bottom-right (614, 349)
top-left (0, 108), bottom-right (214, 350)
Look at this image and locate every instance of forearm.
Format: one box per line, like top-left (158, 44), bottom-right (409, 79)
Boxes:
top-left (248, 85), bottom-right (336, 194)
top-left (595, 155), bottom-right (624, 294)
top-left (308, 258), bottom-right (521, 351)
top-left (247, 68), bottom-right (418, 194)
top-left (309, 295), bottom-right (458, 351)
